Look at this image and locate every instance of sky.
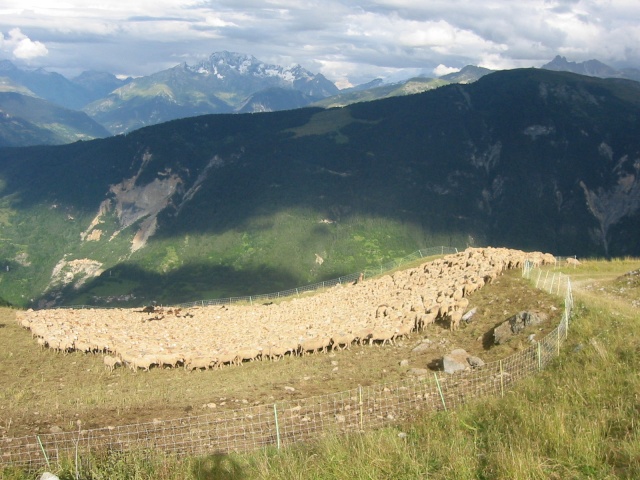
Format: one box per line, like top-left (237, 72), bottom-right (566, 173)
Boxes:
top-left (0, 0), bottom-right (639, 88)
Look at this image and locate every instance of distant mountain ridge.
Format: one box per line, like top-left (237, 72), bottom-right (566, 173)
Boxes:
top-left (84, 51), bottom-right (340, 134)
top-left (0, 53), bottom-right (638, 144)
top-left (542, 55), bottom-right (640, 82)
top-left (0, 92), bottom-right (110, 146)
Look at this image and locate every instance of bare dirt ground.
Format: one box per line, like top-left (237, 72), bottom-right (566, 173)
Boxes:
top-left (0, 265), bottom-right (571, 441)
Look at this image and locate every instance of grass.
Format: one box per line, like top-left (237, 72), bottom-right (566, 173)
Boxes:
top-left (1, 258), bottom-right (639, 479)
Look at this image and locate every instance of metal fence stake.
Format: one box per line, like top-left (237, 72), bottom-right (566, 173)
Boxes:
top-left (434, 373), bottom-right (447, 411)
top-left (273, 404), bottom-right (281, 450)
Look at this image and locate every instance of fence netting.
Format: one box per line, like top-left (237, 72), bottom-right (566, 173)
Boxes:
top-left (2, 264), bottom-right (573, 471)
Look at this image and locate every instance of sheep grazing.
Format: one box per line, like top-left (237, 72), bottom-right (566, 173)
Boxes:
top-left (103, 355), bottom-right (122, 372)
top-left (185, 356), bottom-right (214, 371)
top-left (299, 337), bottom-right (331, 356)
top-left (394, 320), bottom-right (415, 340)
top-left (214, 352), bottom-right (237, 369)
top-left (421, 308), bottom-right (439, 328)
top-left (156, 353), bottom-right (183, 369)
top-left (331, 333), bottom-right (356, 351)
top-left (369, 329), bottom-right (397, 346)
top-left (234, 348), bottom-right (262, 365)
top-left (448, 310), bottom-right (464, 331)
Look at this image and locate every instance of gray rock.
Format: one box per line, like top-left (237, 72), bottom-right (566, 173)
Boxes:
top-left (443, 348), bottom-right (470, 374)
top-left (462, 307), bottom-right (477, 323)
top-left (494, 311), bottom-right (547, 345)
top-left (39, 474), bottom-right (60, 480)
top-left (399, 359), bottom-right (410, 367)
top-left (412, 339), bottom-right (432, 353)
top-left (467, 355), bottom-right (485, 368)
top-left (409, 368), bottom-right (430, 376)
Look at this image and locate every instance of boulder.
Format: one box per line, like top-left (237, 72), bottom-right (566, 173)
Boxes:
top-left (442, 348), bottom-right (485, 373)
top-left (443, 348), bottom-right (470, 374)
top-left (493, 311), bottom-right (547, 345)
top-left (467, 355), bottom-right (485, 368)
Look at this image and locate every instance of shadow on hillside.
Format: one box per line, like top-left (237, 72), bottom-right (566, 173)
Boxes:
top-left (35, 261), bottom-right (341, 309)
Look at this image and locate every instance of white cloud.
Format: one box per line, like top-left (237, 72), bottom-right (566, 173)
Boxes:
top-left (433, 64), bottom-right (459, 76)
top-left (1, 28), bottom-right (49, 60)
top-left (0, 0), bottom-right (638, 81)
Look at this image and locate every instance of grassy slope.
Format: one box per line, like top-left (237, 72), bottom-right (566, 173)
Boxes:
top-left (1, 258), bottom-right (639, 478)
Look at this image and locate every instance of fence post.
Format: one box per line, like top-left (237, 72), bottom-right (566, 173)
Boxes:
top-left (499, 360), bottom-right (504, 398)
top-left (359, 386), bottom-right (364, 430)
top-left (273, 404), bottom-right (281, 450)
top-left (434, 373), bottom-right (447, 411)
top-left (537, 342), bottom-right (542, 371)
top-left (36, 435), bottom-right (51, 470)
top-left (536, 270), bottom-right (542, 288)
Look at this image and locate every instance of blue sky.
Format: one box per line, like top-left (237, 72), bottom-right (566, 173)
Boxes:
top-left (1, 0), bottom-right (638, 87)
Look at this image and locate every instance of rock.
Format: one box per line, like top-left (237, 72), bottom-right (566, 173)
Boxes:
top-left (409, 368), bottom-right (430, 376)
top-left (493, 311), bottom-right (547, 345)
top-left (467, 355), bottom-right (485, 368)
top-left (462, 307), bottom-right (477, 323)
top-left (49, 425), bottom-right (63, 434)
top-left (284, 386), bottom-right (295, 392)
top-left (412, 339), bottom-right (432, 353)
top-left (443, 348), bottom-right (470, 374)
top-left (399, 359), bottom-right (410, 367)
top-left (39, 474), bottom-right (60, 480)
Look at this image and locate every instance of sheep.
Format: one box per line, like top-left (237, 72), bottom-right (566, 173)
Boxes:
top-left (369, 328), bottom-right (397, 346)
top-left (103, 355), bottom-right (122, 372)
top-left (234, 348), bottom-right (262, 365)
top-left (416, 311), bottom-right (437, 330)
top-left (120, 351), bottom-right (156, 371)
top-left (185, 356), bottom-right (214, 371)
top-left (331, 333), bottom-right (356, 351)
top-left (448, 310), bottom-right (464, 331)
top-left (394, 320), bottom-right (415, 340)
top-left (156, 353), bottom-right (183, 369)
top-left (299, 337), bottom-right (331, 356)
top-left (213, 352), bottom-right (237, 369)
top-left (355, 328), bottom-right (373, 345)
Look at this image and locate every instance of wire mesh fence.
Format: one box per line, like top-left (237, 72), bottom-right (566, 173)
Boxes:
top-left (2, 265), bottom-right (573, 472)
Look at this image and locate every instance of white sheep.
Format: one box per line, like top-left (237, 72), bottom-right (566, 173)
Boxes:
top-left (103, 355), bottom-right (122, 372)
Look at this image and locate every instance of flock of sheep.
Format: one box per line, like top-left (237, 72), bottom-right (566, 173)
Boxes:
top-left (16, 247), bottom-right (557, 372)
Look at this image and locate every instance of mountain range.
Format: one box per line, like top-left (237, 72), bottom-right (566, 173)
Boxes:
top-left (1, 53), bottom-right (639, 145)
top-left (0, 67), bottom-right (638, 309)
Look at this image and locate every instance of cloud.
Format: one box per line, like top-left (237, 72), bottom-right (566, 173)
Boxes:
top-left (433, 64), bottom-right (459, 76)
top-left (1, 28), bottom-right (49, 60)
top-left (0, 1), bottom-right (638, 83)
